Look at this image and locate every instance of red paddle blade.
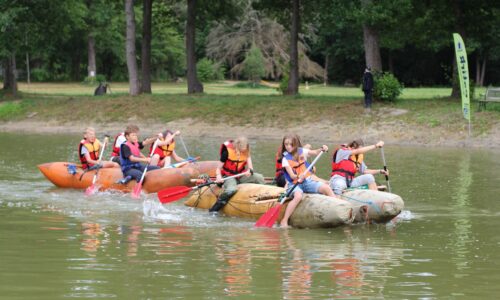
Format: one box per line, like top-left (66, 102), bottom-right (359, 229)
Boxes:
top-left (131, 183), bottom-right (143, 199)
top-left (255, 204), bottom-right (282, 228)
top-left (158, 186), bottom-right (192, 204)
top-left (85, 184), bottom-right (97, 196)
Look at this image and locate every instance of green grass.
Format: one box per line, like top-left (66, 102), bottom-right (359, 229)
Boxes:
top-left (0, 101), bottom-right (25, 120)
top-left (1, 81), bottom-right (497, 137)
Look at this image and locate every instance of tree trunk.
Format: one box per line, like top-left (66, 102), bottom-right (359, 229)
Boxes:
top-left (362, 25), bottom-right (382, 72)
top-left (388, 51), bottom-right (394, 73)
top-left (285, 0), bottom-right (300, 95)
top-left (186, 0), bottom-right (203, 94)
top-left (125, 0), bottom-right (140, 95)
top-left (475, 54), bottom-right (480, 84)
top-left (26, 52), bottom-right (30, 85)
top-left (3, 59), bottom-right (11, 90)
top-left (87, 34), bottom-right (97, 78)
top-left (480, 56), bottom-right (486, 86)
top-left (323, 54), bottom-right (328, 86)
top-left (450, 0), bottom-right (465, 98)
top-left (141, 0), bottom-right (153, 93)
top-left (3, 54), bottom-right (18, 97)
top-left (72, 51), bottom-right (81, 81)
top-left (451, 58), bottom-right (461, 98)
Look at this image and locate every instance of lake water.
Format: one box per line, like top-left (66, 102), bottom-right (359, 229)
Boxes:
top-left (1, 132), bottom-right (499, 299)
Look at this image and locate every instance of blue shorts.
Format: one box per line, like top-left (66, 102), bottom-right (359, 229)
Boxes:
top-left (286, 178), bottom-right (322, 196)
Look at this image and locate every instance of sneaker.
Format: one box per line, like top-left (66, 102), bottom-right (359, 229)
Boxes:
top-left (117, 175), bottom-right (133, 185)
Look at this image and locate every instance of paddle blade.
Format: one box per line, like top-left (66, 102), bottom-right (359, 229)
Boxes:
top-left (131, 182), bottom-right (143, 199)
top-left (157, 186), bottom-right (192, 204)
top-left (85, 184), bottom-right (97, 196)
top-left (255, 204), bottom-right (282, 228)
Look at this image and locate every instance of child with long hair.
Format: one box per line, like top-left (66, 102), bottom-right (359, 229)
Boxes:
top-left (280, 134), bottom-right (336, 228)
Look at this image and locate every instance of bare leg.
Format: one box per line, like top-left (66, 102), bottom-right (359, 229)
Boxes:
top-left (368, 182), bottom-right (378, 190)
top-left (102, 161), bottom-right (119, 168)
top-left (280, 191), bottom-right (303, 228)
top-left (318, 183), bottom-right (336, 198)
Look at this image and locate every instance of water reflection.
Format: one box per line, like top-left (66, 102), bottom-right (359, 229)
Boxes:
top-left (214, 230), bottom-right (260, 296)
top-left (450, 153), bottom-right (473, 272)
top-left (81, 222), bottom-right (105, 254)
top-left (282, 231), bottom-right (313, 299)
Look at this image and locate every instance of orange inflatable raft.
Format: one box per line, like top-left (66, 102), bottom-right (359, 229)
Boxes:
top-left (38, 161), bottom-right (219, 194)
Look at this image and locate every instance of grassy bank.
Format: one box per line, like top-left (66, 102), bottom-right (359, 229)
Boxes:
top-left (0, 82), bottom-right (498, 139)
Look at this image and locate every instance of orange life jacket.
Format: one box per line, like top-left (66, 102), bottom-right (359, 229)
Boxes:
top-left (221, 141), bottom-right (248, 176)
top-left (151, 138), bottom-right (175, 159)
top-left (283, 148), bottom-right (311, 184)
top-left (331, 147), bottom-right (364, 180)
top-left (79, 139), bottom-right (101, 170)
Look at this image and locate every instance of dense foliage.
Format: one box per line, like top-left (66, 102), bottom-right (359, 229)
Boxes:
top-left (373, 72), bottom-right (403, 102)
top-left (1, 0), bottom-right (499, 92)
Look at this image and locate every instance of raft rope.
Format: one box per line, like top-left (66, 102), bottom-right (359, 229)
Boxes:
top-left (78, 164), bottom-right (102, 181)
top-left (191, 174), bottom-right (269, 216)
top-left (340, 194), bottom-right (381, 214)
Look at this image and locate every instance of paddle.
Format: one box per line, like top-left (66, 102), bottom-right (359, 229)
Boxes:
top-left (178, 134), bottom-right (191, 158)
top-left (131, 139), bottom-right (159, 199)
top-left (255, 150), bottom-right (326, 228)
top-left (164, 156), bottom-right (200, 169)
top-left (380, 147), bottom-right (392, 193)
top-left (85, 136), bottom-right (109, 196)
top-left (158, 172), bottom-right (248, 204)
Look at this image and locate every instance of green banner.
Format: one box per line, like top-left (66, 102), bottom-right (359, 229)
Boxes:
top-left (453, 33), bottom-right (470, 121)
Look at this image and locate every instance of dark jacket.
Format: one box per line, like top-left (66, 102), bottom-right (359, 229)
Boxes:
top-left (362, 71), bottom-right (373, 91)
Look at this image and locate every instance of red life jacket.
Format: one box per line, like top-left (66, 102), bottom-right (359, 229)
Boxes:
top-left (275, 151), bottom-right (283, 178)
top-left (221, 141), bottom-right (248, 176)
top-left (125, 141), bottom-right (141, 157)
top-left (79, 139), bottom-right (101, 170)
top-left (111, 132), bottom-right (124, 157)
top-left (331, 147), bottom-right (364, 180)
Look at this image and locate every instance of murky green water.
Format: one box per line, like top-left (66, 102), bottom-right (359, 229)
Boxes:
top-left (1, 132), bottom-right (499, 299)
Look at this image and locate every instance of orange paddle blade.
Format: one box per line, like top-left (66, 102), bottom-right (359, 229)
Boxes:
top-left (255, 204), bottom-right (282, 228)
top-left (158, 186), bottom-right (193, 203)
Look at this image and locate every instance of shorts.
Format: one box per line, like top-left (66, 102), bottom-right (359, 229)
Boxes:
top-left (286, 178), bottom-right (322, 196)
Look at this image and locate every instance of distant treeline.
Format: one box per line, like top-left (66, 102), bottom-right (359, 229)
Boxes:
top-left (1, 0), bottom-right (499, 96)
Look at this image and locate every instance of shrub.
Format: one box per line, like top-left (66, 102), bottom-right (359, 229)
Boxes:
top-left (373, 72), bottom-right (403, 102)
top-left (196, 58), bottom-right (224, 82)
top-left (31, 68), bottom-right (51, 82)
top-left (278, 74), bottom-right (289, 95)
top-left (234, 82), bottom-right (268, 89)
top-left (242, 45), bottom-right (265, 84)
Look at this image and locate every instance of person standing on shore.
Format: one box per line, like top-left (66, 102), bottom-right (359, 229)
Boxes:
top-left (362, 67), bottom-right (374, 111)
